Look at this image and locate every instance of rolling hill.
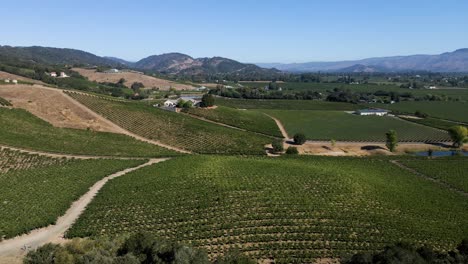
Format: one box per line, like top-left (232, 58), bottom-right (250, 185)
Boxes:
top-left (257, 48), bottom-right (468, 72)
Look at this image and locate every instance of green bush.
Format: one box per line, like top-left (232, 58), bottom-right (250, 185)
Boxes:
top-left (293, 133), bottom-right (306, 145)
top-left (271, 139), bottom-right (284, 153)
top-left (286, 146), bottom-right (299, 154)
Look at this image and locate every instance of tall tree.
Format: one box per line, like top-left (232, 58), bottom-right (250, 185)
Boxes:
top-left (386, 130), bottom-right (398, 152)
top-left (448, 126), bottom-right (467, 148)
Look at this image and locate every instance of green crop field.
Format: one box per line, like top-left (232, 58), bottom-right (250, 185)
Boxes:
top-left (185, 106), bottom-right (282, 137)
top-left (67, 92), bottom-right (271, 155)
top-left (0, 108), bottom-right (177, 157)
top-left (261, 110), bottom-right (450, 142)
top-left (400, 159), bottom-right (468, 193)
top-left (401, 117), bottom-right (465, 130)
top-left (0, 148), bottom-right (145, 239)
top-left (373, 101), bottom-right (468, 123)
top-left (67, 156), bottom-right (468, 263)
top-left (215, 97), bottom-right (361, 110)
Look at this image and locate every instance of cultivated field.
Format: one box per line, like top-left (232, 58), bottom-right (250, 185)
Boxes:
top-left (0, 85), bottom-right (123, 132)
top-left (0, 107), bottom-right (178, 157)
top-left (0, 148), bottom-right (145, 239)
top-left (67, 92), bottom-right (271, 154)
top-left (401, 159), bottom-right (468, 193)
top-left (262, 110), bottom-right (450, 142)
top-left (215, 97), bottom-right (361, 110)
top-left (374, 101), bottom-right (468, 123)
top-left (67, 155), bottom-right (468, 263)
top-left (185, 106), bottom-right (283, 137)
top-left (73, 68), bottom-right (194, 90)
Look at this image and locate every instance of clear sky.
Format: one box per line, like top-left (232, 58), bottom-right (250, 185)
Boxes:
top-left (1, 0), bottom-right (467, 63)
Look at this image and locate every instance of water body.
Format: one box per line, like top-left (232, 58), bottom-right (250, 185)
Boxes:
top-left (414, 150), bottom-right (468, 157)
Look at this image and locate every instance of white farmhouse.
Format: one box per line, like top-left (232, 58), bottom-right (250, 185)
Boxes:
top-left (60, 72), bottom-right (69, 78)
top-left (163, 99), bottom-right (179, 108)
top-left (50, 72), bottom-right (57, 77)
top-left (12, 79), bottom-right (18, 84)
top-left (355, 109), bottom-right (389, 116)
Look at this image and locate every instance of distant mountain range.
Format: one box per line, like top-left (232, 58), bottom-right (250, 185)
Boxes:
top-left (257, 49), bottom-right (468, 73)
top-left (2, 45), bottom-right (468, 74)
top-left (0, 45), bottom-right (278, 76)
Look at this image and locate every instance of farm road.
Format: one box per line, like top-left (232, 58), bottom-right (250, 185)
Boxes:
top-left (0, 158), bottom-right (169, 263)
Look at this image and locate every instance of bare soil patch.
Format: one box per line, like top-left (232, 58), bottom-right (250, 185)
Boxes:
top-left (73, 68), bottom-right (194, 90)
top-left (0, 85), bottom-right (122, 133)
top-left (0, 71), bottom-right (45, 85)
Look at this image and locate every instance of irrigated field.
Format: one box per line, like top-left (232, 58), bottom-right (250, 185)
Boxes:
top-left (374, 101), bottom-right (468, 123)
top-left (0, 148), bottom-right (145, 239)
top-left (67, 156), bottom-right (468, 263)
top-left (262, 110), bottom-right (450, 142)
top-left (0, 108), bottom-right (178, 157)
top-left (185, 106), bottom-right (282, 137)
top-left (400, 159), bottom-right (468, 193)
top-left (215, 97), bottom-right (361, 110)
top-left (67, 92), bottom-right (271, 154)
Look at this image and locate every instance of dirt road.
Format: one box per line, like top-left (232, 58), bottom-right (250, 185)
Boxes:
top-left (0, 158), bottom-right (168, 263)
top-left (263, 113), bottom-right (289, 139)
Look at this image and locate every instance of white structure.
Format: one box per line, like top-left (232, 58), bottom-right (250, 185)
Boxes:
top-left (59, 72), bottom-right (69, 78)
top-left (50, 72), bottom-right (57, 77)
top-left (4, 79), bottom-right (10, 83)
top-left (105, 69), bottom-right (119, 74)
top-left (163, 99), bottom-right (179, 108)
top-left (12, 79), bottom-right (18, 84)
top-left (355, 109), bottom-right (389, 116)
top-left (428, 86), bottom-right (437, 89)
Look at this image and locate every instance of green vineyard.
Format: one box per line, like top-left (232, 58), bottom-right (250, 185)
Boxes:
top-left (185, 106), bottom-right (282, 137)
top-left (401, 159), bottom-right (468, 193)
top-left (0, 148), bottom-right (145, 240)
top-left (0, 107), bottom-right (177, 157)
top-left (67, 156), bottom-right (468, 263)
top-left (262, 110), bottom-right (451, 142)
top-left (67, 92), bottom-right (271, 154)
top-left (215, 97), bottom-right (361, 110)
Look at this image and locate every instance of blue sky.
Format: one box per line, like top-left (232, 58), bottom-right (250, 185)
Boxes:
top-left (1, 0), bottom-right (467, 63)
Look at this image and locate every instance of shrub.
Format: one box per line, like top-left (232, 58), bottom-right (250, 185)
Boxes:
top-left (448, 125), bottom-right (467, 148)
top-left (272, 140), bottom-right (284, 153)
top-left (201, 94), bottom-right (215, 107)
top-left (293, 133), bottom-right (306, 145)
top-left (286, 146), bottom-right (299, 155)
top-left (385, 130), bottom-right (398, 152)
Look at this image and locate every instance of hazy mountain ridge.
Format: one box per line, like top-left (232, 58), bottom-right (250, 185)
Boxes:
top-left (257, 49), bottom-right (468, 72)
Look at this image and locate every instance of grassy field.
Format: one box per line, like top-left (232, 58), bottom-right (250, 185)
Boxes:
top-left (67, 155), bottom-right (468, 263)
top-left (0, 148), bottom-right (145, 239)
top-left (215, 97), bottom-right (361, 110)
top-left (373, 101), bottom-right (468, 123)
top-left (67, 92), bottom-right (271, 155)
top-left (400, 159), bottom-right (468, 193)
top-left (0, 108), bottom-right (178, 157)
top-left (262, 110), bottom-right (450, 142)
top-left (185, 106), bottom-right (282, 137)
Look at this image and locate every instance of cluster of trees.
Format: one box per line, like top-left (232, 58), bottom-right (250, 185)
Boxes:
top-left (345, 239), bottom-right (468, 264)
top-left (24, 232), bottom-right (254, 264)
top-left (208, 86), bottom-right (323, 100)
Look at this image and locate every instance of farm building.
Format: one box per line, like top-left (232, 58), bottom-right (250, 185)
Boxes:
top-left (104, 69), bottom-right (120, 74)
top-left (180, 96), bottom-right (202, 107)
top-left (12, 79), bottom-right (18, 84)
top-left (50, 72), bottom-right (57, 77)
top-left (59, 72), bottom-right (69, 78)
top-left (163, 99), bottom-right (179, 108)
top-left (4, 79), bottom-right (10, 83)
top-left (355, 109), bottom-right (389, 116)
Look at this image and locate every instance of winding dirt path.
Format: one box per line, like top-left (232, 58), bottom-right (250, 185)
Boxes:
top-left (263, 113), bottom-right (289, 139)
top-left (0, 158), bottom-right (168, 263)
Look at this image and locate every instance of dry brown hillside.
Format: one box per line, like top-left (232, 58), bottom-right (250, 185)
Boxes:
top-left (0, 71), bottom-right (46, 85)
top-left (72, 68), bottom-right (194, 90)
top-left (0, 85), bottom-right (123, 133)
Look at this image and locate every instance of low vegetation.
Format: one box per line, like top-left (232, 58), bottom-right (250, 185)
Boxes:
top-left (185, 106), bottom-right (282, 137)
top-left (400, 159), bottom-right (468, 193)
top-left (67, 92), bottom-right (271, 154)
top-left (262, 110), bottom-right (450, 142)
top-left (0, 96), bottom-right (11, 106)
top-left (400, 116), bottom-right (464, 131)
top-left (0, 108), bottom-right (178, 157)
top-left (67, 156), bottom-right (468, 263)
top-left (0, 149), bottom-right (144, 239)
top-left (215, 97), bottom-right (361, 110)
